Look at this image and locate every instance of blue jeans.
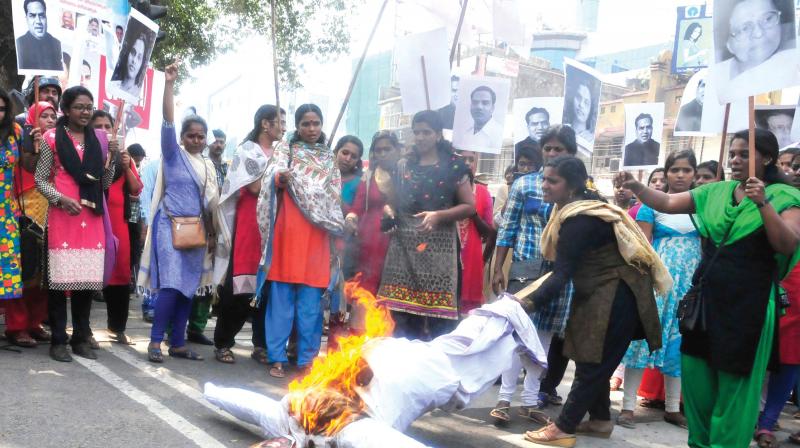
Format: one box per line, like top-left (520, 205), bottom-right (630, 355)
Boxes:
top-left (150, 288), bottom-right (192, 348)
top-left (758, 364), bottom-right (800, 431)
top-left (266, 281), bottom-right (324, 367)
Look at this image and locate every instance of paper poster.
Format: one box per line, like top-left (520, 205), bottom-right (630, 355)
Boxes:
top-left (512, 97), bottom-right (564, 145)
top-left (562, 58), bottom-right (603, 154)
top-left (99, 55), bottom-right (157, 133)
top-left (671, 4), bottom-right (713, 73)
top-left (451, 76), bottom-right (511, 155)
top-left (622, 103), bottom-right (665, 169)
top-left (793, 96), bottom-right (800, 143)
top-left (755, 105), bottom-right (796, 148)
top-left (699, 68), bottom-right (749, 134)
top-left (395, 28), bottom-right (451, 114)
top-left (107, 8), bottom-right (158, 103)
top-left (710, 0), bottom-right (800, 104)
top-left (675, 70), bottom-right (709, 136)
top-left (13, 0), bottom-right (64, 75)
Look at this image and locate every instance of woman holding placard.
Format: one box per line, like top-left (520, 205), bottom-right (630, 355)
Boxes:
top-left (616, 129), bottom-right (800, 448)
top-left (35, 86), bottom-right (117, 362)
top-left (138, 62), bottom-right (219, 364)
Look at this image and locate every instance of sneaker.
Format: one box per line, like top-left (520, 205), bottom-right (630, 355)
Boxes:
top-left (49, 344), bottom-right (73, 362)
top-left (72, 343), bottom-right (98, 360)
top-left (541, 391), bottom-right (563, 406)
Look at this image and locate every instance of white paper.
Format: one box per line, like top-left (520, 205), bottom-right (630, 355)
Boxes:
top-left (106, 8), bottom-right (158, 103)
top-left (562, 58), bottom-right (604, 155)
top-left (710, 0), bottom-right (800, 104)
top-left (395, 28), bottom-right (452, 114)
top-left (622, 103), bottom-right (666, 170)
top-left (12, 0), bottom-right (64, 76)
top-left (451, 76), bottom-right (511, 154)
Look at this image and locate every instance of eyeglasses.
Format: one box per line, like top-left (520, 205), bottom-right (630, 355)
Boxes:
top-left (730, 10), bottom-right (781, 41)
top-left (70, 104), bottom-right (94, 112)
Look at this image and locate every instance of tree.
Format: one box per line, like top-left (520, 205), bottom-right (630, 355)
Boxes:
top-left (0, 0), bottom-right (362, 91)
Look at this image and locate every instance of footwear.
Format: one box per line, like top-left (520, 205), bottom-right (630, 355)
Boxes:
top-left (110, 331), bottom-right (135, 345)
top-left (215, 347), bottom-right (236, 364)
top-left (72, 343), bottom-right (98, 360)
top-left (640, 398), bottom-right (665, 409)
top-left (269, 362), bottom-right (286, 378)
top-left (575, 419), bottom-right (613, 438)
top-left (789, 430), bottom-right (800, 445)
top-left (148, 346), bottom-right (163, 363)
top-left (523, 423), bottom-right (576, 447)
top-left (187, 332), bottom-right (214, 346)
top-left (754, 429), bottom-right (777, 447)
top-left (49, 344), bottom-right (73, 362)
top-left (663, 411), bottom-right (688, 429)
top-left (490, 400), bottom-right (512, 425)
top-left (143, 312), bottom-right (154, 323)
top-left (251, 347), bottom-right (269, 365)
top-left (7, 332), bottom-right (37, 348)
top-left (168, 347), bottom-right (204, 361)
top-left (30, 327), bottom-right (51, 342)
top-left (89, 336), bottom-right (100, 349)
top-left (519, 403), bottom-right (551, 426)
top-left (616, 411), bottom-right (636, 429)
top-left (542, 391), bottom-right (563, 406)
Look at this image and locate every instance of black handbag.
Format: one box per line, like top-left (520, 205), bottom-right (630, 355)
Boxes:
top-left (677, 224), bottom-right (732, 334)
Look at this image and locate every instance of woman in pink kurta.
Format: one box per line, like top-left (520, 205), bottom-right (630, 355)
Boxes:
top-left (456, 150), bottom-right (495, 315)
top-left (35, 86), bottom-right (115, 362)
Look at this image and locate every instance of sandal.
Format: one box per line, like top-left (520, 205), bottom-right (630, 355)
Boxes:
top-left (251, 347), bottom-right (269, 365)
top-left (524, 423), bottom-right (576, 447)
top-left (148, 346), bottom-right (163, 363)
top-left (7, 332), bottom-right (37, 348)
top-left (664, 411), bottom-right (688, 429)
top-left (168, 347), bottom-right (204, 361)
top-left (110, 331), bottom-right (135, 345)
top-left (616, 411), bottom-right (636, 429)
top-left (789, 431), bottom-right (800, 445)
top-left (269, 362), bottom-right (286, 378)
top-left (214, 348), bottom-right (235, 364)
top-left (754, 429), bottom-right (778, 448)
top-left (489, 400), bottom-right (511, 424)
top-left (519, 405), bottom-right (551, 425)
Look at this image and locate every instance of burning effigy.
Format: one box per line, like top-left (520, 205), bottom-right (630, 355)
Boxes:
top-left (205, 280), bottom-right (547, 448)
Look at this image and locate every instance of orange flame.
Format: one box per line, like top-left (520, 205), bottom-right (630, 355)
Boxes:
top-left (287, 275), bottom-right (395, 436)
top-left (416, 242), bottom-right (428, 252)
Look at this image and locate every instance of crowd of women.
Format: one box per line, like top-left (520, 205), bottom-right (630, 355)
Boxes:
top-left (4, 64), bottom-right (800, 447)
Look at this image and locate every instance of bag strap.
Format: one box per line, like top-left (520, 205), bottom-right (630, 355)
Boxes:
top-left (162, 155), bottom-right (207, 219)
top-left (696, 221), bottom-right (734, 284)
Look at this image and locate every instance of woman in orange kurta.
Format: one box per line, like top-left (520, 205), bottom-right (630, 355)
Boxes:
top-left (257, 104), bottom-right (344, 378)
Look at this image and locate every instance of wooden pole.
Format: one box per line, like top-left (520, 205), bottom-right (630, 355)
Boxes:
top-left (270, 0), bottom-right (281, 111)
top-left (716, 103), bottom-right (731, 180)
top-left (327, 0), bottom-right (390, 147)
top-left (449, 0), bottom-right (469, 67)
top-left (32, 77), bottom-right (39, 153)
top-left (421, 55), bottom-right (431, 110)
top-left (112, 100), bottom-right (125, 138)
top-left (748, 96), bottom-right (756, 178)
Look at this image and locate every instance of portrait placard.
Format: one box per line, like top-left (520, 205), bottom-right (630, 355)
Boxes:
top-left (13, 0), bottom-right (64, 75)
top-left (671, 4), bottom-right (714, 73)
top-left (452, 76), bottom-right (511, 155)
top-left (562, 58), bottom-right (603, 154)
top-left (622, 103), bottom-right (665, 170)
top-left (755, 105), bottom-right (796, 148)
top-left (107, 8), bottom-right (158, 103)
top-left (512, 97), bottom-right (564, 145)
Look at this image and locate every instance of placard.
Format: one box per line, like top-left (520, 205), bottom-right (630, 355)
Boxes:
top-left (13, 0), bottom-right (64, 75)
top-left (562, 58), bottom-right (603, 153)
top-left (671, 4), bottom-right (713, 73)
top-left (395, 28), bottom-right (451, 114)
top-left (452, 76), bottom-right (511, 154)
top-left (622, 103), bottom-right (665, 169)
top-left (512, 97), bottom-right (564, 145)
top-left (107, 8), bottom-right (158, 103)
top-left (755, 105), bottom-right (796, 148)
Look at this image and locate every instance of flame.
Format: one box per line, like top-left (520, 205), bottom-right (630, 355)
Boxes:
top-left (287, 275), bottom-right (395, 436)
top-left (416, 242), bottom-right (428, 252)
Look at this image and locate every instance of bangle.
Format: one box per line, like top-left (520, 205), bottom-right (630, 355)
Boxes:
top-left (757, 198), bottom-right (770, 209)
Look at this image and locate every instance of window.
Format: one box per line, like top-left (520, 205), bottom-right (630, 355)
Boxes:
top-left (610, 105), bottom-right (616, 113)
top-left (601, 106), bottom-right (606, 113)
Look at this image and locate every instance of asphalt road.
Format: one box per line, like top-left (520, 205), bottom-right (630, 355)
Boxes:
top-left (1, 298), bottom-right (796, 447)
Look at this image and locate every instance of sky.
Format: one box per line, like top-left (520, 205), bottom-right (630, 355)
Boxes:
top-left (175, 0), bottom-right (697, 146)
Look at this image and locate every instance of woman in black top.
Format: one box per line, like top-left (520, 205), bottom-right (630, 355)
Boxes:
top-left (519, 157), bottom-right (662, 447)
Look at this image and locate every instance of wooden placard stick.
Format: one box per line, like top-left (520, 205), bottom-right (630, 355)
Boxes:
top-left (107, 100), bottom-right (125, 168)
top-left (327, 0), bottom-right (389, 146)
top-left (716, 103), bottom-right (731, 180)
top-left (33, 77), bottom-right (40, 153)
top-left (421, 55), bottom-right (431, 110)
top-left (748, 96), bottom-right (756, 178)
top-left (449, 0), bottom-right (469, 67)
top-left (270, 0), bottom-right (281, 111)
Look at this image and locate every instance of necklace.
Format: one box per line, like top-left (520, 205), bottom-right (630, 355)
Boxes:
top-left (64, 127), bottom-right (85, 151)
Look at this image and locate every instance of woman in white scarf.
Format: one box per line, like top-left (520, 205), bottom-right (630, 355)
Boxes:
top-left (137, 62), bottom-right (220, 363)
top-left (211, 104), bottom-right (285, 364)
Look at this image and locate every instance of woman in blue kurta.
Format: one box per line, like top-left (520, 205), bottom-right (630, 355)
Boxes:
top-left (620, 149), bottom-right (699, 429)
top-left (138, 62), bottom-right (219, 363)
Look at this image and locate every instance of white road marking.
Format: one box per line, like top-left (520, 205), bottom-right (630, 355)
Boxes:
top-left (73, 356), bottom-right (228, 448)
top-left (104, 344), bottom-right (274, 435)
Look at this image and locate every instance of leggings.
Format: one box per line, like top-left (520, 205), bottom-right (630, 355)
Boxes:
top-left (150, 288), bottom-right (192, 347)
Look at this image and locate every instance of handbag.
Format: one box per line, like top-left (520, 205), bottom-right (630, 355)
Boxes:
top-left (15, 144), bottom-right (44, 282)
top-left (677, 223), bottom-right (733, 334)
top-left (163, 159), bottom-right (209, 250)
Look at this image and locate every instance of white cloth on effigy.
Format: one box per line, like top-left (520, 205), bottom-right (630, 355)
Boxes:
top-left (204, 296), bottom-right (545, 444)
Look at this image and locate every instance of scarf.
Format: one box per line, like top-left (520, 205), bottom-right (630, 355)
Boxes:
top-left (255, 140), bottom-right (344, 295)
top-left (137, 146), bottom-right (220, 296)
top-left (25, 101), bottom-right (55, 126)
top-left (54, 116), bottom-right (105, 214)
top-left (541, 200), bottom-right (673, 295)
top-left (212, 140), bottom-right (273, 286)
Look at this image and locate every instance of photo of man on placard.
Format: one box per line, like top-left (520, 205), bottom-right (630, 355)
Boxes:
top-left (623, 108), bottom-right (664, 168)
top-left (711, 0), bottom-right (800, 103)
top-left (452, 76), bottom-right (510, 154)
top-left (15, 0), bottom-right (62, 72)
top-left (676, 77), bottom-right (705, 133)
top-left (756, 107), bottom-right (796, 148)
top-left (462, 85), bottom-right (503, 148)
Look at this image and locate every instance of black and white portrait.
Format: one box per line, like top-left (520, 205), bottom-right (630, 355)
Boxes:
top-left (711, 0), bottom-right (800, 103)
top-left (13, 0), bottom-right (63, 75)
top-left (671, 5), bottom-right (713, 73)
top-left (512, 97), bottom-right (564, 156)
top-left (562, 59), bottom-right (603, 152)
top-left (622, 103), bottom-right (665, 169)
top-left (756, 106), bottom-right (796, 148)
top-left (452, 76), bottom-right (510, 154)
top-left (675, 70), bottom-right (707, 135)
top-left (108, 9), bottom-right (158, 103)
